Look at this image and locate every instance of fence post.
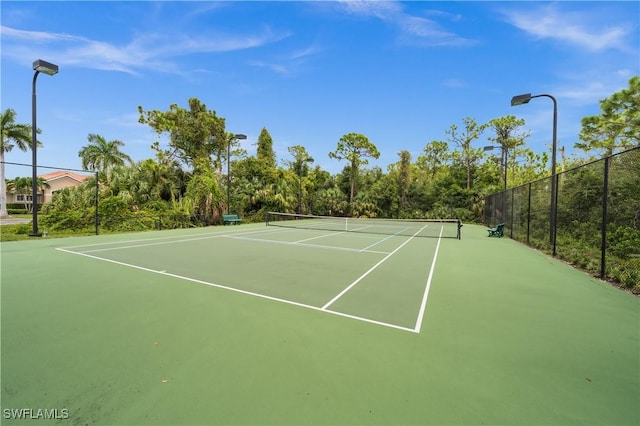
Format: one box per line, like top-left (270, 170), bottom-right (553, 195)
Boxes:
top-left (600, 156), bottom-right (610, 279)
top-left (510, 188), bottom-right (515, 239)
top-left (552, 174), bottom-right (559, 257)
top-left (526, 182), bottom-right (531, 245)
top-left (94, 171), bottom-right (99, 235)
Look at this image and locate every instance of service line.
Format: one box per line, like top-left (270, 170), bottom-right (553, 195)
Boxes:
top-left (321, 224), bottom-right (427, 310)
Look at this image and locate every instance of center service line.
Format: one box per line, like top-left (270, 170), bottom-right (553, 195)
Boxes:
top-left (321, 224), bottom-right (428, 311)
top-left (414, 225), bottom-right (443, 333)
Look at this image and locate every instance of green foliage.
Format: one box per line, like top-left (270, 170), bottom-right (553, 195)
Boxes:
top-left (138, 98), bottom-right (226, 167)
top-left (608, 226), bottom-right (640, 259)
top-left (78, 133), bottom-right (133, 181)
top-left (5, 176), bottom-right (50, 213)
top-left (445, 117), bottom-right (486, 189)
top-left (576, 76), bottom-right (640, 157)
top-left (6, 208), bottom-right (28, 214)
top-left (185, 162), bottom-right (224, 225)
top-left (257, 127), bottom-right (277, 169)
top-left (0, 223), bottom-right (31, 242)
top-left (329, 133), bottom-right (380, 208)
top-left (1, 108), bottom-right (40, 216)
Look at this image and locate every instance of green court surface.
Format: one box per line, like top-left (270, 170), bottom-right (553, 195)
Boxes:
top-left (1, 222), bottom-right (638, 425)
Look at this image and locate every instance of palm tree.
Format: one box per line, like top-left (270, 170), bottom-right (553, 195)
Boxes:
top-left (139, 157), bottom-right (181, 202)
top-left (6, 177), bottom-right (50, 213)
top-left (78, 133), bottom-right (133, 182)
top-left (1, 109), bottom-right (39, 217)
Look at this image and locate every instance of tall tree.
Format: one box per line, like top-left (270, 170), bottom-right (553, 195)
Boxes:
top-left (575, 76), bottom-right (640, 157)
top-left (485, 115), bottom-right (529, 189)
top-left (286, 145), bottom-right (314, 213)
top-left (0, 109), bottom-right (39, 217)
top-left (256, 127), bottom-right (276, 169)
top-left (328, 132), bottom-right (380, 210)
top-left (396, 150), bottom-right (412, 215)
top-left (78, 133), bottom-right (133, 182)
top-left (185, 159), bottom-right (225, 225)
top-left (138, 98), bottom-right (226, 167)
top-left (445, 117), bottom-right (485, 189)
top-left (418, 140), bottom-right (449, 177)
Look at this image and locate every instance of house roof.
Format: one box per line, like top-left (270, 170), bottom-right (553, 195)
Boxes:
top-left (39, 171), bottom-right (91, 183)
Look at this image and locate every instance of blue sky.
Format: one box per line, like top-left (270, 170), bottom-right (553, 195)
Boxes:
top-left (1, 1), bottom-right (638, 178)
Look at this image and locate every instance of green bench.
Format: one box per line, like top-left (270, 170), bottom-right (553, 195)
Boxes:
top-left (222, 214), bottom-right (242, 225)
top-left (487, 223), bottom-right (504, 237)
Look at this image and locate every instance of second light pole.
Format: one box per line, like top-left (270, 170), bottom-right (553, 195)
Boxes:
top-left (30, 59), bottom-right (59, 237)
top-left (511, 92), bottom-right (558, 255)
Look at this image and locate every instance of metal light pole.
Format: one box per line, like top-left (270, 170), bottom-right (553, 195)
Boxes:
top-left (227, 133), bottom-right (246, 214)
top-left (30, 59), bottom-right (58, 237)
top-left (511, 93), bottom-right (558, 255)
top-left (297, 157), bottom-right (314, 214)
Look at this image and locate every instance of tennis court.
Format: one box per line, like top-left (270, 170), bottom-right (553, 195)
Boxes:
top-left (1, 217), bottom-right (638, 425)
top-left (56, 215), bottom-right (461, 333)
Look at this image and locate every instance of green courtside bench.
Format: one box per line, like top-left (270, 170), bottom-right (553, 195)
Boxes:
top-left (223, 214), bottom-right (242, 225)
top-left (487, 223), bottom-right (504, 237)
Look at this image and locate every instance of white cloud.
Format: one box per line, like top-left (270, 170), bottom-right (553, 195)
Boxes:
top-left (500, 4), bottom-right (633, 52)
top-left (248, 60), bottom-right (291, 75)
top-left (443, 78), bottom-right (467, 89)
top-left (0, 24), bottom-right (290, 75)
top-left (290, 44), bottom-right (324, 60)
top-left (335, 0), bottom-right (403, 19)
top-left (334, 0), bottom-right (475, 47)
top-left (248, 42), bottom-right (324, 76)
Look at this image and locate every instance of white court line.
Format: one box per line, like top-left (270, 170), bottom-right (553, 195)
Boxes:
top-left (413, 225), bottom-right (443, 333)
top-left (225, 235), bottom-right (390, 255)
top-left (61, 226), bottom-right (293, 253)
top-left (359, 228), bottom-right (409, 252)
top-left (59, 225), bottom-right (291, 250)
top-left (55, 247), bottom-right (416, 333)
top-left (321, 224), bottom-right (428, 310)
top-left (79, 234), bottom-right (237, 253)
top-left (293, 231), bottom-right (348, 244)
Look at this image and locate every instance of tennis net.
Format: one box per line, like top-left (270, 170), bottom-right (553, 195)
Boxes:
top-left (264, 212), bottom-right (462, 239)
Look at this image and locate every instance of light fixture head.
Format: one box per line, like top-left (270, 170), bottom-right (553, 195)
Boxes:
top-left (33, 59), bottom-right (59, 76)
top-left (511, 93), bottom-right (532, 106)
top-left (233, 133), bottom-right (247, 140)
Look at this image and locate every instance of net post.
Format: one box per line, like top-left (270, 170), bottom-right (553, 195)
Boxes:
top-left (600, 157), bottom-right (609, 279)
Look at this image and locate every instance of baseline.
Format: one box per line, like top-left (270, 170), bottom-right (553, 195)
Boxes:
top-left (60, 226), bottom-right (293, 254)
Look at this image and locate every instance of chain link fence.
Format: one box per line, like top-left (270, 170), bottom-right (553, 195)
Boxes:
top-left (483, 146), bottom-right (640, 292)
